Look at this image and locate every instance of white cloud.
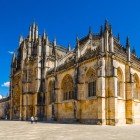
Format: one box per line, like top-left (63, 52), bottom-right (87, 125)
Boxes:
top-left (8, 51), bottom-right (14, 54)
top-left (0, 95), bottom-right (2, 99)
top-left (1, 82), bottom-right (10, 88)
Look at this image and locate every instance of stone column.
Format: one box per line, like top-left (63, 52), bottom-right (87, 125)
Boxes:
top-left (126, 65), bottom-right (134, 124)
top-left (54, 77), bottom-right (59, 121)
top-left (97, 57), bottom-right (106, 125)
top-left (107, 66), bottom-right (118, 125)
top-left (105, 57), bottom-right (118, 126)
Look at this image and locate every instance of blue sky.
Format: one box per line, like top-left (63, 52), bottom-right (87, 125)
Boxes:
top-left (0, 0), bottom-right (140, 96)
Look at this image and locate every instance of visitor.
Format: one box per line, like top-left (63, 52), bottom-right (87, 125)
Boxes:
top-left (31, 116), bottom-right (34, 124)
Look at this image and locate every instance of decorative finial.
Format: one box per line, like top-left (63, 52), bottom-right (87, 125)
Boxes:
top-left (12, 53), bottom-right (16, 62)
top-left (88, 26), bottom-right (93, 39)
top-left (68, 44), bottom-right (71, 51)
top-left (104, 19), bottom-right (109, 31)
top-left (76, 36), bottom-right (79, 46)
top-left (76, 36), bottom-right (79, 42)
top-left (39, 35), bottom-right (42, 45)
top-left (117, 33), bottom-right (120, 43)
top-left (110, 25), bottom-right (112, 35)
top-left (23, 40), bottom-right (26, 47)
top-left (36, 24), bottom-right (38, 30)
top-left (43, 30), bottom-right (46, 39)
top-left (19, 35), bottom-right (23, 45)
top-left (54, 38), bottom-right (56, 46)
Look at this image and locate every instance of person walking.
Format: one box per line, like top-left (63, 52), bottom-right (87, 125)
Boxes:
top-left (31, 116), bottom-right (34, 124)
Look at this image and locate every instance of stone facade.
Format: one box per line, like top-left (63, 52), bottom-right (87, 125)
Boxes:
top-left (0, 97), bottom-right (10, 119)
top-left (10, 21), bottom-right (140, 125)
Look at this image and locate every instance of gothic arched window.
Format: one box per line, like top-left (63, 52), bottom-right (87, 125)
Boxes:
top-left (86, 68), bottom-right (97, 97)
top-left (117, 68), bottom-right (124, 98)
top-left (61, 74), bottom-right (74, 100)
top-left (133, 74), bottom-right (139, 100)
top-left (88, 77), bottom-right (96, 97)
top-left (48, 81), bottom-right (55, 104)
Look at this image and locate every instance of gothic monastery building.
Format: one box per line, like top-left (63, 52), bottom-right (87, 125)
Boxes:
top-left (10, 21), bottom-right (140, 125)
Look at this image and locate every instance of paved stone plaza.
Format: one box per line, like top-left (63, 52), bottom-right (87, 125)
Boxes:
top-left (0, 121), bottom-right (140, 140)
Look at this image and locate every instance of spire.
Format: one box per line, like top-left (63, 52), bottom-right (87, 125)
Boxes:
top-left (35, 24), bottom-right (39, 39)
top-left (76, 36), bottom-right (79, 46)
top-left (46, 35), bottom-right (49, 45)
top-left (22, 41), bottom-right (26, 60)
top-left (19, 35), bottom-right (23, 45)
top-left (31, 21), bottom-right (38, 41)
top-left (104, 19), bottom-right (109, 31)
top-left (88, 26), bottom-right (93, 39)
top-left (52, 38), bottom-right (56, 56)
top-left (76, 35), bottom-right (80, 58)
top-left (37, 35), bottom-right (42, 57)
top-left (23, 40), bottom-right (26, 48)
top-left (11, 53), bottom-right (16, 70)
top-left (110, 25), bottom-right (112, 35)
top-left (39, 35), bottom-right (42, 45)
top-left (36, 24), bottom-right (38, 30)
top-left (12, 53), bottom-right (16, 63)
top-left (117, 33), bottom-right (120, 43)
top-left (76, 36), bottom-right (79, 41)
top-left (126, 36), bottom-right (130, 49)
top-left (43, 30), bottom-right (46, 39)
top-left (54, 38), bottom-right (57, 46)
top-left (29, 25), bottom-right (32, 41)
top-left (126, 36), bottom-right (131, 61)
top-left (68, 44), bottom-right (71, 51)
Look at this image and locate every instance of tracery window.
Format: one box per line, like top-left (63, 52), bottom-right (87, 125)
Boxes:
top-left (61, 74), bottom-right (74, 100)
top-left (86, 68), bottom-right (97, 97)
top-left (133, 74), bottom-right (139, 100)
top-left (88, 78), bottom-right (96, 97)
top-left (117, 68), bottom-right (124, 98)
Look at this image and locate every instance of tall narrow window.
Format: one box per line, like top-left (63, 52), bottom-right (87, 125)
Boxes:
top-left (88, 79), bottom-right (96, 97)
top-left (86, 68), bottom-right (97, 98)
top-left (117, 68), bottom-right (124, 98)
top-left (133, 74), bottom-right (139, 100)
top-left (117, 81), bottom-right (121, 96)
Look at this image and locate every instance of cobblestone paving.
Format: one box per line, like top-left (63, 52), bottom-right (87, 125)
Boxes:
top-left (0, 121), bottom-right (140, 140)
